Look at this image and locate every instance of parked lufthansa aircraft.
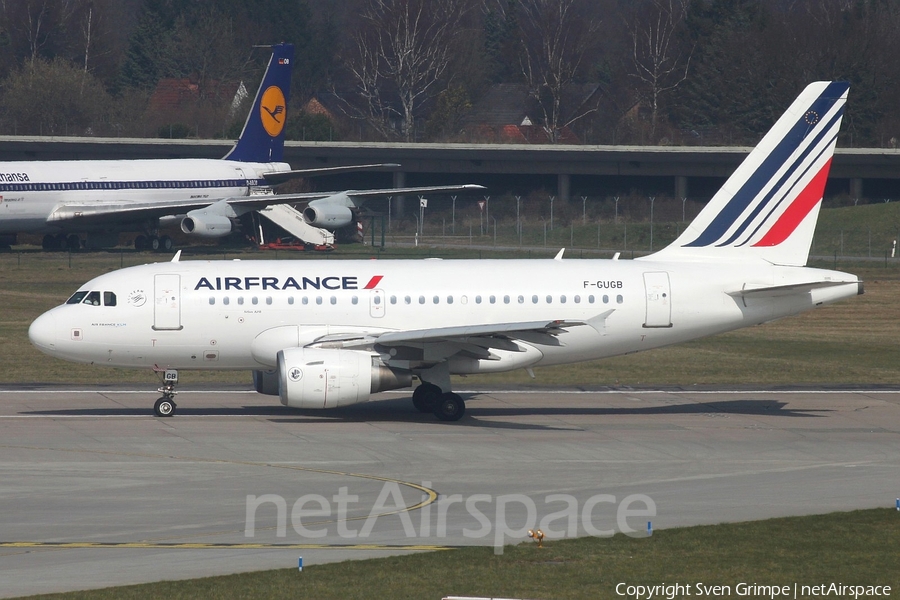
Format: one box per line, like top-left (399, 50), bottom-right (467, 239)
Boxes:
top-left (29, 82), bottom-right (861, 421)
top-left (0, 42), bottom-right (481, 251)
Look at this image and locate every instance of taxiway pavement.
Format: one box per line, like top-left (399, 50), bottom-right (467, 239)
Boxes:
top-left (1, 385), bottom-right (898, 597)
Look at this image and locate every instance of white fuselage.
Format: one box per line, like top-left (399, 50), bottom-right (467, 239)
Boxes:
top-left (28, 256), bottom-right (861, 374)
top-left (0, 159), bottom-right (290, 234)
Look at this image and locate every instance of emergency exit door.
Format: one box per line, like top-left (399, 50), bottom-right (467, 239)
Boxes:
top-left (153, 274), bottom-right (183, 330)
top-left (643, 271), bottom-right (672, 328)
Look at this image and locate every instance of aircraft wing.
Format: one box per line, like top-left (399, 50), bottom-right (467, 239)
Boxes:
top-left (43, 184), bottom-right (486, 226)
top-left (311, 314), bottom-right (614, 365)
top-left (227, 184), bottom-right (486, 211)
top-left (260, 163), bottom-right (400, 185)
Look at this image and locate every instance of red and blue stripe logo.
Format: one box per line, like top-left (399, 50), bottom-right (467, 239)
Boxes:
top-left (683, 81), bottom-right (848, 249)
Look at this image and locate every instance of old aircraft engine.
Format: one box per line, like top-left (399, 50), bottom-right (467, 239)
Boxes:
top-left (180, 210), bottom-right (233, 237)
top-left (276, 348), bottom-right (411, 409)
top-left (302, 204), bottom-right (354, 228)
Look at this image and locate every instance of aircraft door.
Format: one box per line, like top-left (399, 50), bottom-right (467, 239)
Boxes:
top-left (369, 289), bottom-right (385, 318)
top-left (643, 271), bottom-right (672, 328)
top-left (153, 274), bottom-right (183, 330)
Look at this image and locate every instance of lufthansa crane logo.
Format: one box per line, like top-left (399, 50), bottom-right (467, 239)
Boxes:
top-left (260, 86), bottom-right (287, 137)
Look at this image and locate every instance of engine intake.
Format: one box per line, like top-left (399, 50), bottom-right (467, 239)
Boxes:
top-left (302, 204), bottom-right (354, 228)
top-left (181, 210), bottom-right (233, 237)
top-left (277, 347), bottom-right (411, 409)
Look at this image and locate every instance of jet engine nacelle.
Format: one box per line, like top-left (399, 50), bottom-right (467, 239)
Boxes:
top-left (180, 210), bottom-right (234, 237)
top-left (302, 204), bottom-right (354, 228)
top-left (277, 347), bottom-right (411, 409)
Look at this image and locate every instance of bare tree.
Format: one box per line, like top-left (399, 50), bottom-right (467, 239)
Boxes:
top-left (516, 0), bottom-right (600, 143)
top-left (345, 0), bottom-right (470, 141)
top-left (626, 0), bottom-right (693, 141)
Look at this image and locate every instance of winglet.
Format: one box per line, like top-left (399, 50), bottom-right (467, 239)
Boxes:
top-left (554, 249), bottom-right (565, 261)
top-left (223, 43), bottom-right (294, 163)
top-left (171, 250), bottom-right (182, 263)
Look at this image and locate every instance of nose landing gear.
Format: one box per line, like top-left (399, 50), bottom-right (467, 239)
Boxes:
top-left (154, 369), bottom-right (179, 417)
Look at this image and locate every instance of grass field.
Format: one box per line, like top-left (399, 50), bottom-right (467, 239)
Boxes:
top-left (22, 509), bottom-right (900, 600)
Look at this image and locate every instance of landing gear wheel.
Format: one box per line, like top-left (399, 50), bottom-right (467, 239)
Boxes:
top-left (66, 234), bottom-right (81, 250)
top-left (154, 397), bottom-right (176, 417)
top-left (159, 235), bottom-right (173, 251)
top-left (434, 392), bottom-right (465, 421)
top-left (150, 236), bottom-right (161, 251)
top-left (412, 383), bottom-right (442, 412)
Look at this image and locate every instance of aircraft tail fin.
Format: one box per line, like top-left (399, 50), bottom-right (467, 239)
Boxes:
top-left (650, 81), bottom-right (849, 267)
top-left (223, 43), bottom-right (294, 163)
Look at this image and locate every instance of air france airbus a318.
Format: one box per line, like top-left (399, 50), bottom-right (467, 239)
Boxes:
top-left (29, 82), bottom-right (862, 421)
top-left (0, 42), bottom-right (481, 251)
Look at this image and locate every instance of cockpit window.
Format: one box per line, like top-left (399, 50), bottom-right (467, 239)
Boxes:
top-left (66, 291), bottom-right (88, 305)
top-left (83, 291), bottom-right (102, 306)
top-left (103, 292), bottom-right (117, 306)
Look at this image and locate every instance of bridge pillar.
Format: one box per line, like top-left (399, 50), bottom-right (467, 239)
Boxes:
top-left (393, 171), bottom-right (407, 217)
top-left (850, 177), bottom-right (863, 201)
top-left (675, 175), bottom-right (688, 199)
top-left (558, 173), bottom-right (571, 202)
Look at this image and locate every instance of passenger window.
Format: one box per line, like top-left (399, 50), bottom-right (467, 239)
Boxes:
top-left (252, 297), bottom-right (258, 305)
top-left (288, 297), bottom-right (294, 305)
top-left (316, 297), bottom-right (323, 305)
top-left (330, 296), bottom-right (337, 305)
top-left (617, 294), bottom-right (624, 304)
top-left (433, 296), bottom-right (440, 304)
top-left (405, 296), bottom-right (411, 304)
top-left (352, 296), bottom-right (359, 305)
top-left (518, 295), bottom-right (524, 304)
top-left (419, 296), bottom-right (426, 304)
top-left (602, 295), bottom-right (609, 304)
top-left (374, 296), bottom-right (381, 305)
top-left (503, 295), bottom-right (510, 304)
top-left (103, 292), bottom-right (116, 306)
top-left (447, 296), bottom-right (454, 304)
top-left (302, 297), bottom-right (309, 305)
top-left (209, 297), bottom-right (215, 305)
top-left (490, 295), bottom-right (496, 304)
top-left (83, 291), bottom-right (101, 306)
top-left (475, 295), bottom-right (482, 304)
top-left (560, 295), bottom-right (566, 304)
top-left (588, 295), bottom-right (595, 303)
top-left (546, 295), bottom-right (552, 304)
top-left (66, 291), bottom-right (88, 305)
top-left (574, 295), bottom-right (581, 304)
top-left (390, 296), bottom-right (397, 304)
top-left (266, 297), bottom-right (272, 305)
top-left (238, 297), bottom-right (244, 305)
top-left (532, 295), bottom-right (538, 304)
top-left (223, 297), bottom-right (230, 306)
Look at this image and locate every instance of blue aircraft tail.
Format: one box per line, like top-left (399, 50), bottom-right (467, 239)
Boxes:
top-left (224, 43), bottom-right (294, 163)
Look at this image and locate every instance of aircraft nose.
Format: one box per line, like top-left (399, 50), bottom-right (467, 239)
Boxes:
top-left (29, 310), bottom-right (58, 354)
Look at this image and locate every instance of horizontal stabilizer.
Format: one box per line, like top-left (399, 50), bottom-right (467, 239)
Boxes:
top-left (728, 280), bottom-right (863, 297)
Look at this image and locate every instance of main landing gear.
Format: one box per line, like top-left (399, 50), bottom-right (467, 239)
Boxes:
top-left (412, 382), bottom-right (466, 421)
top-left (154, 369), bottom-right (179, 417)
top-left (135, 235), bottom-right (174, 252)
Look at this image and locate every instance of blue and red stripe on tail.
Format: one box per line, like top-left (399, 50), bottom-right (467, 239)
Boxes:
top-left (652, 81), bottom-right (849, 266)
